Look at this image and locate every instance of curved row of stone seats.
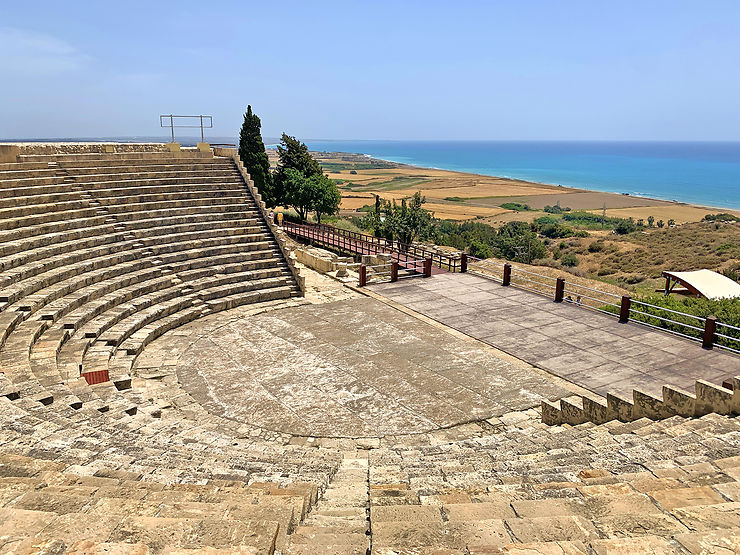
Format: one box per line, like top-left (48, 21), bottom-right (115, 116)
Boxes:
top-left (0, 149), bottom-right (301, 418)
top-left (359, 410), bottom-right (740, 554)
top-left (0, 395), bottom-right (341, 553)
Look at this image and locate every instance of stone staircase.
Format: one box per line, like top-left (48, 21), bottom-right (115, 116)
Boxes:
top-left (0, 148), bottom-right (302, 420)
top-left (366, 410), bottom-right (740, 554)
top-left (544, 377), bottom-right (740, 426)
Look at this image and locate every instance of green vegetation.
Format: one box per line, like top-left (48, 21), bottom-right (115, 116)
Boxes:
top-left (282, 168), bottom-right (341, 223)
top-left (560, 253), bottom-right (579, 267)
top-left (445, 196), bottom-right (465, 202)
top-left (544, 202), bottom-right (571, 214)
top-left (361, 192), bottom-right (434, 244)
top-left (561, 211), bottom-right (641, 234)
top-left (604, 295), bottom-right (740, 349)
top-left (238, 105), bottom-right (273, 205)
top-left (500, 202), bottom-right (531, 211)
top-left (273, 134), bottom-right (340, 223)
top-left (433, 220), bottom-right (547, 263)
top-left (318, 160), bottom-right (396, 172)
top-left (704, 213), bottom-right (740, 222)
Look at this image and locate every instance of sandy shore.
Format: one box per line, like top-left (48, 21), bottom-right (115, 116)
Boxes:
top-left (304, 151), bottom-right (739, 224)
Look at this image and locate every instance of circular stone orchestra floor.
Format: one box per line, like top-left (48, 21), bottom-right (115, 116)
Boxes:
top-left (139, 297), bottom-right (570, 438)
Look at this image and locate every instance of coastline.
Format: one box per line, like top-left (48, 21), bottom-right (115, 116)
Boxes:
top-left (356, 152), bottom-right (740, 214)
top-left (300, 149), bottom-right (740, 224)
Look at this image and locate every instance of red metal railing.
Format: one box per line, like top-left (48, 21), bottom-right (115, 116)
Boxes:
top-left (281, 221), bottom-right (463, 271)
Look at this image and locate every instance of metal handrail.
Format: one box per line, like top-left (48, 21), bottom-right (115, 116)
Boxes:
top-left (630, 299), bottom-right (707, 322)
top-left (160, 114), bottom-right (213, 143)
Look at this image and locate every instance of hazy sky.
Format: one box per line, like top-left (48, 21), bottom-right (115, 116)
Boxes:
top-left (2, 1), bottom-right (740, 141)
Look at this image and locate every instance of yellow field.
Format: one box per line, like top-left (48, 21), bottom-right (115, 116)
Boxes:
top-left (586, 204), bottom-right (727, 224)
top-left (273, 150), bottom-right (740, 223)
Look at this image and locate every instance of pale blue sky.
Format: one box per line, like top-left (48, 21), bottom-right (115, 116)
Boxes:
top-left (2, 1), bottom-right (740, 140)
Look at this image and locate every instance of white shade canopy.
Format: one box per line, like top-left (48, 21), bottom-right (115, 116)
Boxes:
top-left (663, 269), bottom-right (740, 300)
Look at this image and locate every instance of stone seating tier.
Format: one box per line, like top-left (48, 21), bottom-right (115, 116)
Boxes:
top-left (0, 150), bottom-right (301, 423)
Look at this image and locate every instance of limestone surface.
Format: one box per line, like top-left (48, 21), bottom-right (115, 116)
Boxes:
top-left (144, 296), bottom-right (569, 438)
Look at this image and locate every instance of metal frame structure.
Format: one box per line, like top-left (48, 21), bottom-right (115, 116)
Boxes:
top-left (159, 114), bottom-right (213, 143)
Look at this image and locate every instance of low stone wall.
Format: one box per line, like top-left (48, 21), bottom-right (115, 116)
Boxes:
top-left (543, 375), bottom-right (740, 425)
top-left (8, 142), bottom-right (172, 155)
top-left (219, 148), bottom-right (307, 294)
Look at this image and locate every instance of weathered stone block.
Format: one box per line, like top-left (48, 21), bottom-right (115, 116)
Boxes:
top-left (663, 385), bottom-right (696, 417)
top-left (541, 400), bottom-right (564, 425)
top-left (606, 392), bottom-right (634, 422)
top-left (633, 389), bottom-right (673, 420)
top-left (695, 380), bottom-right (734, 416)
top-left (561, 398), bottom-right (588, 425)
top-left (582, 395), bottom-right (615, 424)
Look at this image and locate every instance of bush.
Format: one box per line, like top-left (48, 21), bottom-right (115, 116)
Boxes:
top-left (540, 223), bottom-right (574, 238)
top-left (535, 216), bottom-right (560, 226)
top-left (468, 239), bottom-right (493, 259)
top-left (560, 253), bottom-right (579, 266)
top-left (614, 219), bottom-right (638, 234)
top-left (704, 213), bottom-right (740, 222)
top-left (500, 202), bottom-right (531, 211)
top-left (349, 170), bottom-right (358, 175)
top-left (588, 241), bottom-right (604, 253)
top-left (544, 203), bottom-right (571, 214)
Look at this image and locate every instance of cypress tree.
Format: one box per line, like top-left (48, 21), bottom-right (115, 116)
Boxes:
top-left (238, 105), bottom-right (274, 205)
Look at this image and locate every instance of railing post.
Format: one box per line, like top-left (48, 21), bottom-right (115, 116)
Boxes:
top-left (502, 263), bottom-right (511, 286)
top-left (424, 258), bottom-right (432, 278)
top-left (619, 296), bottom-right (631, 323)
top-left (703, 315), bottom-right (717, 349)
top-left (359, 265), bottom-right (367, 287)
top-left (555, 277), bottom-right (565, 302)
top-left (460, 253), bottom-right (468, 273)
top-left (391, 261), bottom-right (399, 282)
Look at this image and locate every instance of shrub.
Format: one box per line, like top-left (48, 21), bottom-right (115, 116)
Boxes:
top-left (349, 170), bottom-right (358, 175)
top-left (535, 216), bottom-right (560, 226)
top-left (588, 241), bottom-right (604, 252)
top-left (614, 218), bottom-right (638, 234)
top-left (703, 213), bottom-right (740, 222)
top-left (468, 239), bottom-right (493, 259)
top-left (540, 223), bottom-right (574, 238)
top-left (561, 253), bottom-right (579, 266)
top-left (603, 294), bottom-right (740, 348)
top-left (500, 202), bottom-right (531, 211)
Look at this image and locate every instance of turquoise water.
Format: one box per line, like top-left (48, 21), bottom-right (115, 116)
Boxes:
top-left (303, 140), bottom-right (740, 210)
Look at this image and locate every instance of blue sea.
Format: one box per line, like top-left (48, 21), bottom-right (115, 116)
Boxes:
top-left (302, 140), bottom-right (740, 210)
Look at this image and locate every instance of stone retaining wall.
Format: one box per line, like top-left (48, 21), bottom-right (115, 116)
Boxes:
top-left (7, 142), bottom-right (172, 155)
top-left (543, 375), bottom-right (740, 425)
top-left (218, 148), bottom-right (307, 294)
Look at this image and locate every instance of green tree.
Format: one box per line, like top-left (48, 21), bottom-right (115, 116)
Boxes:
top-left (560, 253), bottom-right (579, 267)
top-left (647, 215), bottom-right (655, 227)
top-left (282, 169), bottom-right (341, 223)
top-left (468, 239), bottom-right (493, 259)
top-left (495, 221), bottom-right (547, 262)
top-left (614, 218), bottom-right (637, 235)
top-left (384, 192), bottom-right (434, 245)
top-left (273, 134), bottom-right (323, 206)
top-left (657, 219), bottom-right (665, 228)
top-left (361, 192), bottom-right (434, 245)
top-left (238, 106), bottom-right (273, 204)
